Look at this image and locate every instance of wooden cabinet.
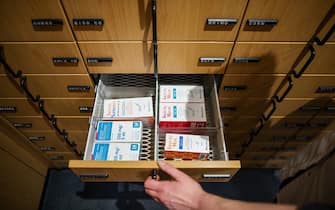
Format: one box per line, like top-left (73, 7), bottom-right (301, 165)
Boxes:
top-left (0, 0), bottom-right (73, 41)
top-left (226, 43), bottom-right (305, 74)
top-left (62, 0), bottom-right (152, 41)
top-left (158, 42), bottom-right (233, 73)
top-left (157, 0), bottom-right (247, 41)
top-left (79, 42), bottom-right (153, 73)
top-left (237, 0), bottom-right (335, 41)
top-left (0, 43), bottom-right (87, 74)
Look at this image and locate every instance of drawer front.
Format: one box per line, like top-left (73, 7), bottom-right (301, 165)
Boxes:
top-left (43, 98), bottom-right (94, 116)
top-left (6, 116), bottom-right (89, 132)
top-left (304, 44), bottom-right (335, 74)
top-left (237, 0), bottom-right (334, 41)
top-left (157, 0), bottom-right (247, 41)
top-left (287, 76), bottom-right (335, 98)
top-left (68, 131), bottom-right (88, 153)
top-left (0, 99), bottom-right (39, 116)
top-left (0, 76), bottom-right (24, 98)
top-left (223, 116), bottom-right (259, 132)
top-left (24, 131), bottom-right (72, 153)
top-left (69, 160), bottom-right (240, 182)
top-left (0, 0), bottom-right (73, 41)
top-left (220, 98), bottom-right (268, 117)
top-left (158, 42), bottom-right (233, 74)
top-left (220, 74), bottom-right (285, 98)
top-left (0, 43), bottom-right (87, 74)
top-left (79, 42), bottom-right (153, 73)
top-left (226, 43), bottom-right (304, 74)
top-left (62, 0), bottom-right (152, 41)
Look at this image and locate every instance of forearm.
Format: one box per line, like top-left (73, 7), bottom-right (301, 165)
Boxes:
top-left (198, 192), bottom-right (296, 210)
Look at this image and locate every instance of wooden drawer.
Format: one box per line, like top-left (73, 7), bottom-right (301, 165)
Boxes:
top-left (226, 43), bottom-right (304, 74)
top-left (24, 131), bottom-right (72, 153)
top-left (220, 98), bottom-right (268, 117)
top-left (237, 0), bottom-right (334, 41)
top-left (0, 43), bottom-right (87, 74)
top-left (304, 43), bottom-right (335, 74)
top-left (69, 75), bottom-right (240, 182)
top-left (223, 116), bottom-right (259, 132)
top-left (79, 42), bottom-right (153, 73)
top-left (220, 74), bottom-right (285, 98)
top-left (157, 0), bottom-right (247, 41)
top-left (0, 75), bottom-right (24, 98)
top-left (0, 0), bottom-right (73, 41)
top-left (62, 0), bottom-right (152, 41)
top-left (286, 75), bottom-right (335, 98)
top-left (158, 42), bottom-right (233, 74)
top-left (0, 99), bottom-right (39, 116)
top-left (5, 116), bottom-right (90, 131)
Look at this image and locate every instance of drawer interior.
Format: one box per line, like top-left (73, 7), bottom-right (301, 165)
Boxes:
top-left (83, 74), bottom-right (228, 161)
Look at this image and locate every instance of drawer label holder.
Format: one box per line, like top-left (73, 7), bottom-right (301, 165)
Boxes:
top-left (67, 85), bottom-right (91, 92)
top-left (79, 106), bottom-right (93, 113)
top-left (32, 19), bottom-right (63, 31)
top-left (13, 122), bottom-right (32, 128)
top-left (29, 136), bottom-right (46, 141)
top-left (316, 86), bottom-right (335, 93)
top-left (247, 19), bottom-right (278, 26)
top-left (53, 57), bottom-right (79, 66)
top-left (223, 85), bottom-right (247, 91)
top-left (206, 18), bottom-right (237, 26)
top-left (79, 173), bottom-right (109, 179)
top-left (87, 57), bottom-right (113, 66)
top-left (0, 106), bottom-right (16, 112)
top-left (233, 57), bottom-right (260, 63)
top-left (73, 18), bottom-right (104, 31)
top-left (220, 106), bottom-right (237, 112)
top-left (199, 57), bottom-right (225, 63)
top-left (40, 146), bottom-right (56, 152)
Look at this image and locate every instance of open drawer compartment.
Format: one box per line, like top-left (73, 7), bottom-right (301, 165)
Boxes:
top-left (69, 74), bottom-right (240, 182)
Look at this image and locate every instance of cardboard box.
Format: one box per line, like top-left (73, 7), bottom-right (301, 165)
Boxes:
top-left (96, 121), bottom-right (142, 142)
top-left (159, 103), bottom-right (207, 127)
top-left (91, 143), bottom-right (140, 161)
top-left (160, 85), bottom-right (205, 103)
top-left (103, 97), bottom-right (154, 126)
top-left (164, 133), bottom-right (209, 160)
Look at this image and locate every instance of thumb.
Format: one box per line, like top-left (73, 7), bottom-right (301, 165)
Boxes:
top-left (158, 161), bottom-right (188, 181)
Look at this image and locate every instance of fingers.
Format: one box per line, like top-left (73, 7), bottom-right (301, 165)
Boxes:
top-left (158, 161), bottom-right (188, 181)
top-left (144, 176), bottom-right (161, 191)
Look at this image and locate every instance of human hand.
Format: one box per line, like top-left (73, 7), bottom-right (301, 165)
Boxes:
top-left (144, 161), bottom-right (207, 210)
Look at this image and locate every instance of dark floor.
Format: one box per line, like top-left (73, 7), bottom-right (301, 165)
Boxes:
top-left (40, 168), bottom-right (280, 210)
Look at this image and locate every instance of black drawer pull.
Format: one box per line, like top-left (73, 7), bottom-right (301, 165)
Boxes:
top-left (233, 57), bottom-right (260, 63)
top-left (53, 57), bottom-right (79, 66)
top-left (67, 85), bottom-right (91, 92)
top-left (73, 18), bottom-right (104, 26)
top-left (220, 106), bottom-right (236, 112)
top-left (299, 106), bottom-right (321, 112)
top-left (202, 174), bottom-right (231, 179)
top-left (0, 106), bottom-right (16, 112)
top-left (274, 76), bottom-right (293, 103)
top-left (291, 45), bottom-right (315, 78)
top-left (49, 155), bottom-right (64, 160)
top-left (40, 146), bottom-right (56, 152)
top-left (29, 136), bottom-right (46, 141)
top-left (79, 173), bottom-right (109, 179)
top-left (79, 106), bottom-right (93, 113)
top-left (223, 85), bottom-right (247, 91)
top-left (13, 122), bottom-right (32, 128)
top-left (87, 57), bottom-right (113, 64)
top-left (151, 169), bottom-right (158, 180)
top-left (247, 19), bottom-right (278, 26)
top-left (199, 57), bottom-right (225, 63)
top-left (262, 99), bottom-right (276, 121)
top-left (316, 86), bottom-right (335, 93)
top-left (314, 23), bottom-right (335, 45)
top-left (252, 117), bottom-right (265, 136)
top-left (32, 19), bottom-right (63, 31)
top-left (206, 18), bottom-right (237, 26)
top-left (326, 106), bottom-right (335, 112)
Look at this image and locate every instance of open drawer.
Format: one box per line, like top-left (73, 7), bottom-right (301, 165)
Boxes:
top-left (69, 75), bottom-right (240, 182)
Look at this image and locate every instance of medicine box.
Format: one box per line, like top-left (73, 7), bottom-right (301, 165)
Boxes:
top-left (91, 143), bottom-right (140, 161)
top-left (96, 121), bottom-right (142, 142)
top-left (160, 85), bottom-right (205, 103)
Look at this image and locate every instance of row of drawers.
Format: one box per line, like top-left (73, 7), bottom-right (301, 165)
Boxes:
top-left (1, 42), bottom-right (334, 74)
top-left (1, 0), bottom-right (334, 42)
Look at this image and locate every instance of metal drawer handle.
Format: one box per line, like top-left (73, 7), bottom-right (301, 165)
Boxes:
top-left (67, 85), bottom-right (91, 92)
top-left (203, 174), bottom-right (231, 179)
top-left (274, 76), bottom-right (293, 103)
top-left (206, 18), bottom-right (237, 26)
top-left (314, 23), bottom-right (335, 45)
top-left (87, 57), bottom-right (113, 64)
top-left (52, 57), bottom-right (79, 66)
top-left (13, 122), bottom-right (32, 128)
top-left (32, 19), bottom-right (63, 31)
top-left (29, 136), bottom-right (46, 141)
top-left (316, 86), bottom-right (335, 93)
top-left (291, 45), bottom-right (315, 78)
top-left (79, 173), bottom-right (109, 179)
top-left (0, 106), bottom-right (16, 112)
top-left (261, 99), bottom-right (276, 121)
top-left (199, 57), bottom-right (225, 63)
top-left (233, 57), bottom-right (260, 63)
top-left (79, 106), bottom-right (93, 113)
top-left (247, 19), bottom-right (278, 26)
